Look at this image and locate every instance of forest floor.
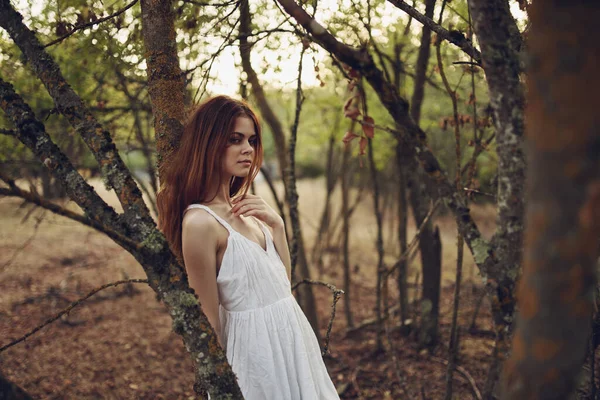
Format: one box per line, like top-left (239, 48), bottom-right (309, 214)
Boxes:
top-left (0, 177), bottom-right (498, 399)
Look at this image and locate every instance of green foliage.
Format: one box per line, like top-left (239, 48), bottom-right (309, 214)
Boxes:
top-left (1, 0), bottom-right (508, 198)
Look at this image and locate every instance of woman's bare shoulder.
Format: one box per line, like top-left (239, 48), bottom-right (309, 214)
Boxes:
top-left (182, 208), bottom-right (221, 239)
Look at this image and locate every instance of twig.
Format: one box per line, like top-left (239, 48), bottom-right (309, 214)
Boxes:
top-left (468, 288), bottom-right (487, 332)
top-left (351, 365), bottom-right (364, 399)
top-left (0, 174), bottom-right (141, 252)
top-left (436, 3), bottom-right (465, 399)
top-left (0, 279), bottom-right (149, 353)
top-left (430, 356), bottom-right (483, 400)
top-left (0, 208), bottom-right (45, 271)
top-left (386, 0), bottom-right (482, 63)
top-left (182, 0), bottom-right (239, 6)
top-left (292, 279), bottom-right (344, 355)
top-left (0, 128), bottom-right (16, 136)
top-left (287, 40), bottom-right (307, 284)
top-left (463, 187), bottom-right (496, 199)
top-left (44, 0), bottom-right (139, 48)
top-left (384, 199), bottom-right (441, 278)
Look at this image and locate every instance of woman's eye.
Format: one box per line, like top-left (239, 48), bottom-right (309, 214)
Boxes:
top-left (249, 138), bottom-right (258, 146)
top-left (229, 137), bottom-right (241, 144)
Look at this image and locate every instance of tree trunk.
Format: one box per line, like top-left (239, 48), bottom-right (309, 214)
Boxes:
top-left (501, 1), bottom-right (600, 398)
top-left (409, 0), bottom-right (436, 124)
top-left (342, 141), bottom-right (354, 329)
top-left (396, 142), bottom-right (409, 331)
top-left (140, 0), bottom-right (186, 180)
top-left (312, 130), bottom-right (340, 274)
top-left (407, 0), bottom-right (442, 349)
top-left (467, 0), bottom-right (526, 392)
top-left (0, 372), bottom-right (33, 400)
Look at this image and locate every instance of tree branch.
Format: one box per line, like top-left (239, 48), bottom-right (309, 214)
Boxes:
top-left (0, 171), bottom-right (140, 252)
top-left (0, 78), bottom-right (129, 238)
top-left (387, 0), bottom-right (482, 63)
top-left (292, 279), bottom-right (344, 356)
top-left (275, 0), bottom-right (496, 276)
top-left (0, 279), bottom-right (149, 353)
top-left (0, 0), bottom-right (154, 233)
top-left (0, 128), bottom-right (16, 136)
top-left (44, 0), bottom-right (140, 48)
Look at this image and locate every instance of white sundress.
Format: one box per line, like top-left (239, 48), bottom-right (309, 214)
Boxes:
top-left (185, 204), bottom-right (340, 400)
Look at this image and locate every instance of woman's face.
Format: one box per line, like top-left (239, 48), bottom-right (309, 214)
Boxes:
top-left (222, 116), bottom-right (258, 179)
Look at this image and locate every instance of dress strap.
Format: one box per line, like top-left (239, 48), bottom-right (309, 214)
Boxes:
top-left (185, 204), bottom-right (233, 234)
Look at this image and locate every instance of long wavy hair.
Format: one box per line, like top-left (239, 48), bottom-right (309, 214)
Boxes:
top-left (157, 95), bottom-right (263, 260)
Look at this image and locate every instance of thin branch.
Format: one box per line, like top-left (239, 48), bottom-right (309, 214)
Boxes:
top-left (0, 79), bottom-right (129, 238)
top-left (430, 356), bottom-right (483, 400)
top-left (287, 41), bottom-right (306, 283)
top-left (182, 0), bottom-right (239, 6)
top-left (384, 199), bottom-right (441, 278)
top-left (0, 128), bottom-right (16, 136)
top-left (0, 172), bottom-right (140, 252)
top-left (292, 279), bottom-right (344, 356)
top-left (386, 0), bottom-right (482, 63)
top-left (44, 0), bottom-right (139, 48)
top-left (0, 279), bottom-right (149, 353)
top-left (0, 1), bottom-right (153, 232)
top-left (275, 0), bottom-right (495, 279)
top-left (0, 207), bottom-right (45, 271)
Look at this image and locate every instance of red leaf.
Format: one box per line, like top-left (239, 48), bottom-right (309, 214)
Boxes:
top-left (362, 116), bottom-right (374, 139)
top-left (344, 107), bottom-right (361, 119)
top-left (342, 131), bottom-right (359, 145)
top-left (359, 136), bottom-right (368, 155)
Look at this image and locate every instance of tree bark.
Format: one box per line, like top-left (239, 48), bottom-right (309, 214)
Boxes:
top-left (140, 0), bottom-right (186, 179)
top-left (467, 0), bottom-right (526, 392)
top-left (502, 1), bottom-right (600, 398)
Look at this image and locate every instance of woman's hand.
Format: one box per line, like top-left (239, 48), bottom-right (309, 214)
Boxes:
top-left (231, 194), bottom-right (284, 229)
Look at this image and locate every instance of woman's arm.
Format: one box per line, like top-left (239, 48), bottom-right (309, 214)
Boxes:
top-left (181, 211), bottom-right (222, 345)
top-left (232, 194), bottom-right (292, 280)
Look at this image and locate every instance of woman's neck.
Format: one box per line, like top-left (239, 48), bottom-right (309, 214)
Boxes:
top-left (205, 176), bottom-right (234, 207)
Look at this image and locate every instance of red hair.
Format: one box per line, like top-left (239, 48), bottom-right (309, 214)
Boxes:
top-left (157, 95), bottom-right (263, 260)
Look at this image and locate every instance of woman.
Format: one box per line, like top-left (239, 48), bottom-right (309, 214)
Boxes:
top-left (157, 95), bottom-right (339, 399)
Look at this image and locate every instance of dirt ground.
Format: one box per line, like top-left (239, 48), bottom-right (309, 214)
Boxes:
top-left (0, 177), bottom-right (498, 399)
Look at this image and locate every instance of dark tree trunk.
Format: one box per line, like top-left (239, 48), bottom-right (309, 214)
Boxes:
top-left (409, 0), bottom-right (436, 124)
top-left (407, 0), bottom-right (442, 349)
top-left (0, 372), bottom-right (33, 400)
top-left (501, 1), bottom-right (600, 398)
top-left (342, 142), bottom-right (354, 328)
top-left (396, 142), bottom-right (409, 330)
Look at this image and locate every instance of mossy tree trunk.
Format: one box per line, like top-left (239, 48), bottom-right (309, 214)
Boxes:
top-left (467, 0), bottom-right (525, 393)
